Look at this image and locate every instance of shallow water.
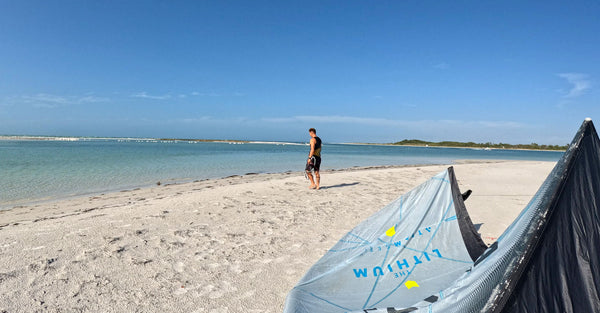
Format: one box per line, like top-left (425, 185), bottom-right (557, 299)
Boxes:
top-left (0, 139), bottom-right (562, 208)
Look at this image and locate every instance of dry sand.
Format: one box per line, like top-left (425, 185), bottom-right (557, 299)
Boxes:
top-left (0, 160), bottom-right (555, 313)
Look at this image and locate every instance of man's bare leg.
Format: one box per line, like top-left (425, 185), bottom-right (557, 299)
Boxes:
top-left (306, 171), bottom-right (316, 189)
top-left (315, 171), bottom-right (320, 190)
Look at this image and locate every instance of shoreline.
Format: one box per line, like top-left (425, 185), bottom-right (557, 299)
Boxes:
top-left (0, 135), bottom-right (265, 144)
top-left (1, 160), bottom-right (511, 212)
top-left (0, 135), bottom-right (566, 152)
top-left (0, 160), bottom-right (556, 312)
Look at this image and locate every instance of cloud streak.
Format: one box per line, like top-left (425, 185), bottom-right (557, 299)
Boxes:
top-left (191, 92), bottom-right (221, 97)
top-left (3, 93), bottom-right (109, 108)
top-left (131, 91), bottom-right (242, 99)
top-left (557, 73), bottom-right (591, 98)
top-left (131, 92), bottom-right (171, 100)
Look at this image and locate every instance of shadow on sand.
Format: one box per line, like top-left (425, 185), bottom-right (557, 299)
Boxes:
top-left (318, 182), bottom-right (360, 190)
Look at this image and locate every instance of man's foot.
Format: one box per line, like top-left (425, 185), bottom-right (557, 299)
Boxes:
top-left (315, 185), bottom-right (320, 190)
top-left (309, 184), bottom-right (316, 189)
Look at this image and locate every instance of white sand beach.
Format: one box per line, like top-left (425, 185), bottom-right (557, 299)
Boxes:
top-left (0, 160), bottom-right (555, 313)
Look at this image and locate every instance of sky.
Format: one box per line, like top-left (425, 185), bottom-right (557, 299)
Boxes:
top-left (0, 1), bottom-right (599, 144)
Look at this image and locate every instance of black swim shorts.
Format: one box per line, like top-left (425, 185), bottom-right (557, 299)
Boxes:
top-left (305, 156), bottom-right (321, 172)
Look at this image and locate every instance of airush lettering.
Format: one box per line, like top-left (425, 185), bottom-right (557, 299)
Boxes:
top-left (352, 249), bottom-right (443, 278)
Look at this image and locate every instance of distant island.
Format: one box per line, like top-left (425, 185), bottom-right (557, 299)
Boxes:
top-left (389, 139), bottom-right (568, 151)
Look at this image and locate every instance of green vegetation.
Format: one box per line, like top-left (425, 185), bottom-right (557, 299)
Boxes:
top-left (391, 139), bottom-right (568, 151)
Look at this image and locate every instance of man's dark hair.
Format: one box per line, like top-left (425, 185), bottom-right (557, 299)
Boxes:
top-left (309, 128), bottom-right (316, 134)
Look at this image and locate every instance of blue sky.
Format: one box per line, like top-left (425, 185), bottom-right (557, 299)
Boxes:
top-left (1, 1), bottom-right (598, 144)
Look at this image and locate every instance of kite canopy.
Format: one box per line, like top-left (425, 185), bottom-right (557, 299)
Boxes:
top-left (284, 119), bottom-right (600, 313)
top-left (283, 166), bottom-right (487, 312)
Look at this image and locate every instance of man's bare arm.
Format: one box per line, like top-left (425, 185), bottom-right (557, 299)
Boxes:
top-left (308, 138), bottom-right (316, 162)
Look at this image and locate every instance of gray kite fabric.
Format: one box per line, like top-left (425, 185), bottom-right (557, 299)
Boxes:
top-left (284, 166), bottom-right (486, 312)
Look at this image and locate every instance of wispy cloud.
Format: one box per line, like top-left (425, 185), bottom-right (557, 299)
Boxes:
top-left (132, 91), bottom-right (226, 99)
top-left (3, 93), bottom-right (108, 108)
top-left (557, 73), bottom-right (591, 98)
top-left (22, 94), bottom-right (69, 105)
top-left (131, 92), bottom-right (171, 100)
top-left (191, 92), bottom-right (220, 97)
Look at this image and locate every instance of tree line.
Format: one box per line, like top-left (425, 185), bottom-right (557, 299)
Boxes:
top-left (392, 139), bottom-right (567, 151)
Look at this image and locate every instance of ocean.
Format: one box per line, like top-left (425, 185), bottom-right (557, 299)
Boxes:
top-left (0, 138), bottom-right (563, 209)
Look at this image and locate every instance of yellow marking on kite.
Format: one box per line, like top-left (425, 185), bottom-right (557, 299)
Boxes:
top-left (385, 226), bottom-right (396, 237)
top-left (405, 280), bottom-right (419, 289)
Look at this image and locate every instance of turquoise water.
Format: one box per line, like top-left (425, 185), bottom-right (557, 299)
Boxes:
top-left (0, 139), bottom-right (563, 209)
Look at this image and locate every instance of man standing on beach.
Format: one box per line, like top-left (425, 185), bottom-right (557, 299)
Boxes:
top-left (306, 128), bottom-right (322, 190)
